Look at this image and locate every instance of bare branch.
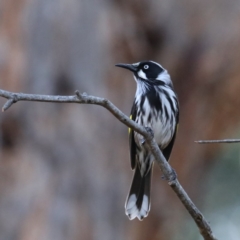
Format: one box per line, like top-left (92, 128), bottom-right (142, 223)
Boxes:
top-left (0, 88), bottom-right (217, 240)
top-left (196, 139), bottom-right (240, 144)
top-left (2, 99), bottom-right (15, 112)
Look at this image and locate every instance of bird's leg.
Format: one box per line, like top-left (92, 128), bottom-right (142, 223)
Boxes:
top-left (140, 138), bottom-right (146, 145)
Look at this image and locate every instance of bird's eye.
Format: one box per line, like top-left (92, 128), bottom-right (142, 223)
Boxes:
top-left (144, 65), bottom-right (149, 70)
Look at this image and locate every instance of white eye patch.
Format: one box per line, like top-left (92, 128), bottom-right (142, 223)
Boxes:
top-left (137, 69), bottom-right (147, 79)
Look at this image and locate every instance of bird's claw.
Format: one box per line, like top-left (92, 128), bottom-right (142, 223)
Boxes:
top-left (145, 127), bottom-right (154, 138)
top-left (161, 168), bottom-right (177, 181)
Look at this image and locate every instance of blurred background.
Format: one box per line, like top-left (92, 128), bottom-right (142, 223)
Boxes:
top-left (0, 0), bottom-right (240, 239)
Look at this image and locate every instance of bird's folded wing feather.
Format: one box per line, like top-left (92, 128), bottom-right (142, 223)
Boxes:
top-left (129, 103), bottom-right (137, 169)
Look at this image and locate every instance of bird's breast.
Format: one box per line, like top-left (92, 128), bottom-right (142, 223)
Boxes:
top-left (134, 92), bottom-right (177, 149)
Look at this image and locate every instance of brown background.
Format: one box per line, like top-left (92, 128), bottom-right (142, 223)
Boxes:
top-left (0, 0), bottom-right (240, 239)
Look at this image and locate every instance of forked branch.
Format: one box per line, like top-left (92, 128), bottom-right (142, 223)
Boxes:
top-left (0, 88), bottom-right (217, 240)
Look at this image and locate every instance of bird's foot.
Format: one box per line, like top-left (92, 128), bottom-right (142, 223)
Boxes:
top-left (161, 168), bottom-right (177, 181)
top-left (144, 127), bottom-right (154, 138)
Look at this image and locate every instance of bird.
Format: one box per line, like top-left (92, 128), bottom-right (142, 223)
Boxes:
top-left (115, 60), bottom-right (179, 220)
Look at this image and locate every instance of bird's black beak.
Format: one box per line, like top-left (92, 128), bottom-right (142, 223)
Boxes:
top-left (115, 63), bottom-right (137, 72)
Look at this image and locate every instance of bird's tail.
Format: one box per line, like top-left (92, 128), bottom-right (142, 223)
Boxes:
top-left (125, 165), bottom-right (152, 220)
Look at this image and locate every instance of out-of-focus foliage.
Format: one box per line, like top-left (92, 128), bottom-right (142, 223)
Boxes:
top-left (0, 0), bottom-right (240, 239)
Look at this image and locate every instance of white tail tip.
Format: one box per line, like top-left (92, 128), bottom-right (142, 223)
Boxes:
top-left (125, 194), bottom-right (150, 220)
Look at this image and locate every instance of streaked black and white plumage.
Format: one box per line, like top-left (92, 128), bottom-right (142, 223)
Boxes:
top-left (116, 60), bottom-right (179, 220)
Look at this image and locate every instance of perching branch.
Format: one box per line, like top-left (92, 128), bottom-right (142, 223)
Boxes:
top-left (0, 88), bottom-right (217, 240)
top-left (195, 139), bottom-right (240, 144)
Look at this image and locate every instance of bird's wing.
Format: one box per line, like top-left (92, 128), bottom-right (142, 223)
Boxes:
top-left (129, 102), bottom-right (137, 169)
top-left (162, 123), bottom-right (179, 161)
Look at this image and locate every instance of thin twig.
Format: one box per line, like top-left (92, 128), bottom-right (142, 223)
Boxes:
top-left (2, 99), bottom-right (15, 112)
top-left (196, 139), bottom-right (240, 144)
top-left (0, 88), bottom-right (217, 240)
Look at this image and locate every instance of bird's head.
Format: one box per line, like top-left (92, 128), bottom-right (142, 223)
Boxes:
top-left (116, 60), bottom-right (171, 85)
